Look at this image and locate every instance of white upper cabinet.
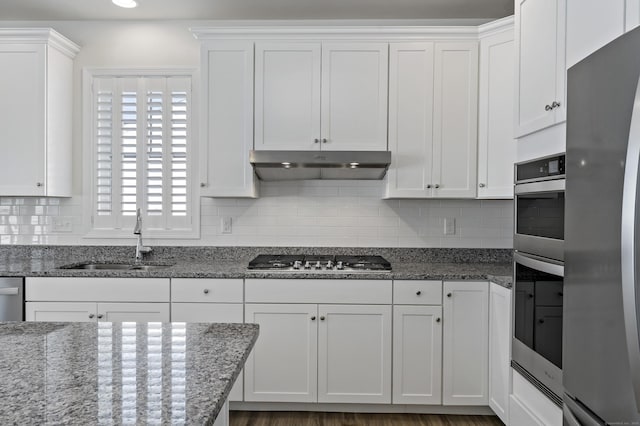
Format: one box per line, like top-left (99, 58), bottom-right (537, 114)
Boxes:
top-left (255, 43), bottom-right (321, 151)
top-left (199, 41), bottom-right (257, 197)
top-left (385, 42), bottom-right (435, 198)
top-left (515, 0), bottom-right (566, 137)
top-left (432, 42), bottom-right (479, 198)
top-left (385, 41), bottom-right (478, 199)
top-left (0, 29), bottom-right (79, 197)
top-left (478, 24), bottom-right (516, 199)
top-left (254, 42), bottom-right (388, 152)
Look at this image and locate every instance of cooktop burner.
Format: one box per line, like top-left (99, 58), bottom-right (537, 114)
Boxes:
top-left (247, 254), bottom-right (391, 272)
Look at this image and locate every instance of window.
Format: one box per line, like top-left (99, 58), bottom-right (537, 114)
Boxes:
top-left (84, 70), bottom-right (198, 238)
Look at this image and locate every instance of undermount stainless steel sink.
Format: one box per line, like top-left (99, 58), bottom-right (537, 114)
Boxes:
top-left (58, 262), bottom-right (172, 271)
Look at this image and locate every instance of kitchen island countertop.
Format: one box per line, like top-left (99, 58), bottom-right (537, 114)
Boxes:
top-left (0, 321), bottom-right (258, 425)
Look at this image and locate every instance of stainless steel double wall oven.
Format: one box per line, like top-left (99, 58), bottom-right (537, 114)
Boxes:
top-left (512, 154), bottom-right (565, 405)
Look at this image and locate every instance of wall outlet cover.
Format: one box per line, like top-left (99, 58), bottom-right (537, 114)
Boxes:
top-left (221, 216), bottom-right (232, 234)
top-left (444, 217), bottom-right (456, 235)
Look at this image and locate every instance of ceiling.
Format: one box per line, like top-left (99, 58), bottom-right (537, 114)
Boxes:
top-left (0, 0), bottom-right (514, 21)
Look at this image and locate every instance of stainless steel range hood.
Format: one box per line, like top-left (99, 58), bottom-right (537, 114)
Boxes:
top-left (249, 150), bottom-right (391, 181)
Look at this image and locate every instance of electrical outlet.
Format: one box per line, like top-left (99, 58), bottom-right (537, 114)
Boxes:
top-left (221, 216), bottom-right (232, 234)
top-left (444, 217), bottom-right (456, 235)
top-left (52, 217), bottom-right (73, 232)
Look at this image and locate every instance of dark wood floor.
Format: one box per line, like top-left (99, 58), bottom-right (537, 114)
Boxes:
top-left (229, 411), bottom-right (503, 426)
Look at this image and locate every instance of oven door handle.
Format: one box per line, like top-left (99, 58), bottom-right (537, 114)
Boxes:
top-left (514, 252), bottom-right (564, 277)
top-left (621, 73), bottom-right (640, 413)
top-left (514, 178), bottom-right (565, 195)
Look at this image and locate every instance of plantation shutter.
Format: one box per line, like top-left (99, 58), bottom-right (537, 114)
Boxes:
top-left (92, 75), bottom-right (192, 233)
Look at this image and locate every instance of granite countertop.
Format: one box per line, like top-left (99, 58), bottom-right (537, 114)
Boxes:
top-left (0, 246), bottom-right (513, 288)
top-left (0, 322), bottom-right (258, 425)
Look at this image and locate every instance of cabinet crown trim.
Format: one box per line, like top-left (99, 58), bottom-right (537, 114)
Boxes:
top-left (0, 28), bottom-right (80, 57)
top-left (191, 20), bottom-right (510, 41)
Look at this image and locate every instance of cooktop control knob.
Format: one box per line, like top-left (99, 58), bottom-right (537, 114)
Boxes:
top-left (293, 260), bottom-right (302, 270)
top-left (336, 261), bottom-right (344, 270)
top-left (327, 260), bottom-right (333, 269)
top-left (304, 261), bottom-right (311, 269)
top-left (315, 261), bottom-right (322, 269)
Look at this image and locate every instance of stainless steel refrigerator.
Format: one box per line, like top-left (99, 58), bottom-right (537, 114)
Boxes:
top-left (565, 26), bottom-right (640, 424)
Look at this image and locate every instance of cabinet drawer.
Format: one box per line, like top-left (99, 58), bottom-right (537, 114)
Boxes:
top-left (171, 278), bottom-right (243, 303)
top-left (394, 280), bottom-right (442, 305)
top-left (172, 303), bottom-right (243, 322)
top-left (245, 279), bottom-right (392, 304)
top-left (25, 277), bottom-right (170, 302)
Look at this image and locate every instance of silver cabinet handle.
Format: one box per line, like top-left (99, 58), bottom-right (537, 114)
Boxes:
top-left (545, 104), bottom-right (553, 111)
top-left (314, 138), bottom-right (320, 143)
top-left (203, 289), bottom-right (210, 294)
top-left (479, 183), bottom-right (485, 188)
top-left (97, 314), bottom-right (104, 319)
top-left (434, 184), bottom-right (440, 189)
top-left (551, 101), bottom-right (561, 109)
top-left (426, 184), bottom-right (432, 189)
top-left (321, 138), bottom-right (327, 143)
top-left (89, 314), bottom-right (95, 319)
top-left (0, 287), bottom-right (19, 295)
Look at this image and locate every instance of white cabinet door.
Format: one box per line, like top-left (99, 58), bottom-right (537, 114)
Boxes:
top-left (392, 305), bottom-right (442, 405)
top-left (317, 304), bottom-right (392, 404)
top-left (489, 283), bottom-right (512, 424)
top-left (385, 42), bottom-right (434, 198)
top-left (26, 302), bottom-right (96, 322)
top-left (628, 0), bottom-right (640, 31)
top-left (432, 42), bottom-right (479, 198)
top-left (509, 394), bottom-right (546, 426)
top-left (566, 0), bottom-right (624, 68)
top-left (254, 43), bottom-right (321, 151)
top-left (442, 281), bottom-right (489, 405)
top-left (98, 303), bottom-right (170, 322)
top-left (172, 301), bottom-right (244, 402)
top-left (244, 304), bottom-right (318, 403)
top-left (0, 31), bottom-right (77, 197)
top-left (321, 43), bottom-right (388, 151)
top-left (478, 30), bottom-right (516, 199)
top-left (515, 0), bottom-right (566, 137)
top-left (199, 41), bottom-right (257, 198)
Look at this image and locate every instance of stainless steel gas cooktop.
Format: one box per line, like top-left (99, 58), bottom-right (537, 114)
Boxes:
top-left (247, 254), bottom-right (392, 273)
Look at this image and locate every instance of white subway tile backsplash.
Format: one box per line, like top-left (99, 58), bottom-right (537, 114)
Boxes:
top-left (0, 181), bottom-right (514, 247)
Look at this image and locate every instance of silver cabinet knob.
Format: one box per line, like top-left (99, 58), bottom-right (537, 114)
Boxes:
top-left (426, 184), bottom-right (432, 189)
top-left (320, 316), bottom-right (326, 321)
top-left (36, 182), bottom-right (43, 187)
top-left (97, 314), bottom-right (104, 319)
top-left (314, 138), bottom-right (320, 143)
top-left (479, 183), bottom-right (486, 188)
top-left (447, 293), bottom-right (452, 298)
top-left (416, 291), bottom-right (422, 296)
top-left (200, 182), bottom-right (206, 188)
top-left (434, 184), bottom-right (440, 189)
top-left (89, 314), bottom-right (95, 319)
top-left (311, 316), bottom-right (316, 321)
top-left (203, 289), bottom-right (210, 294)
top-left (545, 104), bottom-right (553, 111)
top-left (436, 318), bottom-right (441, 323)
top-left (321, 138), bottom-right (327, 143)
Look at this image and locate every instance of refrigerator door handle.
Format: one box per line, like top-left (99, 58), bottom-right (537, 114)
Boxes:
top-left (621, 73), bottom-right (640, 412)
top-left (0, 287), bottom-right (20, 296)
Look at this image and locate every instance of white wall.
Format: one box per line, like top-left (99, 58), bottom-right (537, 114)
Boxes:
top-left (0, 20), bottom-right (514, 248)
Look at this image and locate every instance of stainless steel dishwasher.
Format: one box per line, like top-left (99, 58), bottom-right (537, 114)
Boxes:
top-left (0, 278), bottom-right (24, 321)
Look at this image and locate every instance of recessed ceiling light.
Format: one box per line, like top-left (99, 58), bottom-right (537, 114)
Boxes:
top-left (112, 0), bottom-right (138, 8)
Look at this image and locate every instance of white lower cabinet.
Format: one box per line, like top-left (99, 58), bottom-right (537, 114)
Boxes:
top-left (243, 279), bottom-right (392, 404)
top-left (170, 278), bottom-right (244, 402)
top-left (442, 281), bottom-right (489, 406)
top-left (25, 278), bottom-right (171, 322)
top-left (489, 282), bottom-right (512, 423)
top-left (392, 305), bottom-right (443, 404)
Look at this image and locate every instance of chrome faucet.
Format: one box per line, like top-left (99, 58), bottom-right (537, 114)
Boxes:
top-left (134, 208), bottom-right (152, 262)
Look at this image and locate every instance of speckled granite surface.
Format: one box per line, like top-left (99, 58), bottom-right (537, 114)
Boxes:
top-left (0, 322), bottom-right (258, 425)
top-left (0, 245), bottom-right (513, 288)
